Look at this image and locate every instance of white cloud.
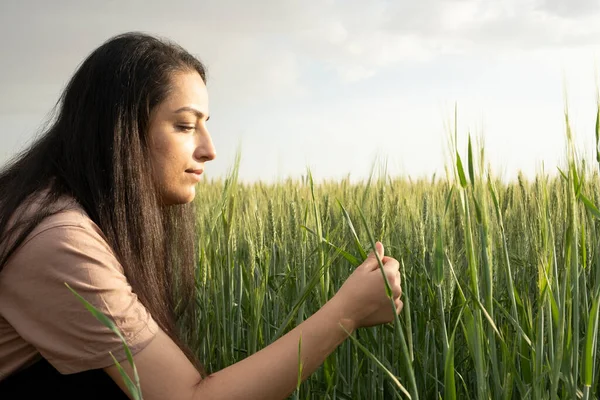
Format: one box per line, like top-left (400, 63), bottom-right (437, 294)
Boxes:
top-left (2, 0), bottom-right (599, 93)
top-left (537, 0), bottom-right (600, 18)
top-left (1, 0), bottom-right (599, 181)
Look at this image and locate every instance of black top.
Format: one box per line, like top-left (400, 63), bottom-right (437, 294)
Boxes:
top-left (0, 357), bottom-right (129, 399)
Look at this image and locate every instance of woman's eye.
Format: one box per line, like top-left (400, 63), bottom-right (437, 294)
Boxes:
top-left (177, 125), bottom-right (195, 132)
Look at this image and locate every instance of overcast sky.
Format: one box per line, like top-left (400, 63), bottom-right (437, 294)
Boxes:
top-left (1, 0), bottom-right (599, 183)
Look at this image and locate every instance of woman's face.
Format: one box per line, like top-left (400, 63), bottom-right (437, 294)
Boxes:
top-left (148, 71), bottom-right (216, 205)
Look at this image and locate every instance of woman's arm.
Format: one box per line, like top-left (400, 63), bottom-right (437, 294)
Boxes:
top-left (105, 242), bottom-right (402, 400)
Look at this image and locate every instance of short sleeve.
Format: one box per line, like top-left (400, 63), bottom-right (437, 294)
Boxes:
top-left (0, 212), bottom-right (159, 374)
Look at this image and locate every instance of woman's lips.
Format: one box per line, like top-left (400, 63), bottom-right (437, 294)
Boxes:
top-left (186, 169), bottom-right (204, 181)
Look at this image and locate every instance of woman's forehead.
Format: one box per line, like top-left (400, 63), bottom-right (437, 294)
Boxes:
top-left (162, 72), bottom-right (209, 114)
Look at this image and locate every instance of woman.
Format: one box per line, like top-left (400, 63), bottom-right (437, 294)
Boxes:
top-left (0, 32), bottom-right (403, 399)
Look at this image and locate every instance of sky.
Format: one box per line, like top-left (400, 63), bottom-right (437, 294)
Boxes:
top-left (1, 0), bottom-right (599, 183)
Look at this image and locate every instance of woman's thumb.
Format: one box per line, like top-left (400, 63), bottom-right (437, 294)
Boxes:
top-left (367, 241), bottom-right (385, 261)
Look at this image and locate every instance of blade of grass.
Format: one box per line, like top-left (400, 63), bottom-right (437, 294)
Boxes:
top-left (341, 325), bottom-right (410, 399)
top-left (66, 283), bottom-right (143, 400)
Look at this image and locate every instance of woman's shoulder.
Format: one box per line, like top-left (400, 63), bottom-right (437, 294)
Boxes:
top-left (18, 196), bottom-right (118, 270)
top-left (29, 196), bottom-right (101, 238)
top-left (11, 190), bottom-right (104, 245)
top-left (3, 190), bottom-right (117, 276)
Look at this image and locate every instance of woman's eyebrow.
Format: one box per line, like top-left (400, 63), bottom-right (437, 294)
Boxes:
top-left (174, 106), bottom-right (210, 121)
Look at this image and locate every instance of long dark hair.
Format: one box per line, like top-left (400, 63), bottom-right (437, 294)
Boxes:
top-left (0, 32), bottom-right (206, 373)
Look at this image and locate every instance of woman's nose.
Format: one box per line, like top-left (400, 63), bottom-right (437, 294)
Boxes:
top-left (194, 129), bottom-right (217, 162)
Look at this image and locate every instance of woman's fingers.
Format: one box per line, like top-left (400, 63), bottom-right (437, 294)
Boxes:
top-left (395, 298), bottom-right (403, 314)
top-left (378, 267), bottom-right (402, 301)
top-left (383, 258), bottom-right (399, 272)
top-left (391, 282), bottom-right (402, 298)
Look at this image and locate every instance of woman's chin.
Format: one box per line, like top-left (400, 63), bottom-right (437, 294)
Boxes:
top-left (160, 188), bottom-right (196, 206)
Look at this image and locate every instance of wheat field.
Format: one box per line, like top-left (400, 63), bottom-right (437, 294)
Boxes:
top-left (78, 106), bottom-right (600, 399)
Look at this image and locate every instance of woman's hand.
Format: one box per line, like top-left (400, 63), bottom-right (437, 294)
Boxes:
top-left (332, 241), bottom-right (403, 333)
